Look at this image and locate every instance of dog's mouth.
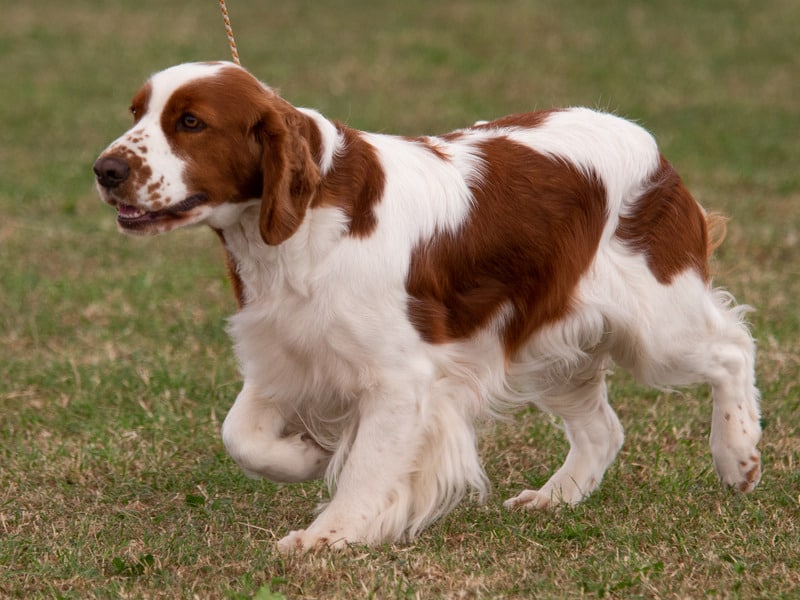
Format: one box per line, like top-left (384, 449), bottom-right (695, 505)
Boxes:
top-left (115, 194), bottom-right (209, 231)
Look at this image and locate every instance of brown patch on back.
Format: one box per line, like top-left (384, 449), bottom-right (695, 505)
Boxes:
top-left (616, 156), bottom-right (711, 283)
top-left (472, 110), bottom-right (559, 131)
top-left (405, 136), bottom-right (451, 161)
top-left (405, 137), bottom-right (607, 357)
top-left (438, 110), bottom-right (558, 143)
top-left (315, 125), bottom-right (385, 238)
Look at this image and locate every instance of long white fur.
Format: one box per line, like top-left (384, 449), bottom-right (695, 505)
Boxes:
top-left (97, 63), bottom-right (761, 552)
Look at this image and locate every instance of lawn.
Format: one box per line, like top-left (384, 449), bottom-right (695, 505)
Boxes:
top-left (1, 0), bottom-right (798, 598)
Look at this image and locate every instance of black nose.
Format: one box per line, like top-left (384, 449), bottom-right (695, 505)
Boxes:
top-left (93, 155), bottom-right (131, 189)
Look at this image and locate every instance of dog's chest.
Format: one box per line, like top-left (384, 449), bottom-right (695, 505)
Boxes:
top-left (220, 213), bottom-right (400, 394)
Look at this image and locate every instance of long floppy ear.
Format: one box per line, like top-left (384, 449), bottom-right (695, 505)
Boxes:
top-left (257, 102), bottom-right (320, 245)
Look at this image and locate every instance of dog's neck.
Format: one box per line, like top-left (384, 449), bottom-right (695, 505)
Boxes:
top-left (216, 201), bottom-right (351, 306)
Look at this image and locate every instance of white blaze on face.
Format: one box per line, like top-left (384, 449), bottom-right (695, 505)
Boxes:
top-left (103, 63), bottom-right (230, 212)
top-left (95, 62), bottom-right (249, 235)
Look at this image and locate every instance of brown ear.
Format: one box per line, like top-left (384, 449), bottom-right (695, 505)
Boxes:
top-left (258, 103), bottom-right (320, 245)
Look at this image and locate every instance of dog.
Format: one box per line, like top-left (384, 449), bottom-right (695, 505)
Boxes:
top-left (94, 62), bottom-right (761, 552)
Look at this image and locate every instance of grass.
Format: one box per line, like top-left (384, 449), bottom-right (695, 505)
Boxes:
top-left (1, 0), bottom-right (798, 597)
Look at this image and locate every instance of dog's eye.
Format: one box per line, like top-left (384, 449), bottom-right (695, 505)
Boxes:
top-left (179, 113), bottom-right (205, 132)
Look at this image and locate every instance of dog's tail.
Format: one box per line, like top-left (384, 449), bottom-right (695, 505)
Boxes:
top-left (706, 211), bottom-right (729, 258)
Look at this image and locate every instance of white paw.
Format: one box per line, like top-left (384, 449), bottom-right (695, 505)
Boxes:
top-left (709, 390), bottom-right (762, 493)
top-left (503, 489), bottom-right (555, 511)
top-left (505, 466), bottom-right (600, 512)
top-left (713, 448), bottom-right (761, 493)
top-left (276, 527), bottom-right (350, 554)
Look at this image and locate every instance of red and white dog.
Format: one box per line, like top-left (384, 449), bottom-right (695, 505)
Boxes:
top-left (94, 62), bottom-right (761, 552)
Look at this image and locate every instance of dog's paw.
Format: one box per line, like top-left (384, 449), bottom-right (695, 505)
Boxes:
top-left (503, 489), bottom-right (554, 511)
top-left (714, 449), bottom-right (761, 493)
top-left (276, 528), bottom-right (349, 554)
top-left (276, 529), bottom-right (312, 554)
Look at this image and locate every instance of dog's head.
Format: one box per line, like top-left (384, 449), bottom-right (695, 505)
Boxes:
top-left (93, 62), bottom-right (320, 244)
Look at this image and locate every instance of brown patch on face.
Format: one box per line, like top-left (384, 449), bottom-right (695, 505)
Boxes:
top-left (158, 67), bottom-right (267, 208)
top-left (406, 137), bottom-right (607, 357)
top-left (157, 66), bottom-right (327, 244)
top-left (315, 124), bottom-right (385, 238)
top-left (98, 144), bottom-right (153, 205)
top-left (616, 156), bottom-right (710, 284)
top-left (141, 66), bottom-right (383, 243)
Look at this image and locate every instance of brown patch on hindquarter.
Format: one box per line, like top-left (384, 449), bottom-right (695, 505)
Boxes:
top-left (405, 137), bottom-right (606, 357)
top-left (616, 156), bottom-right (711, 283)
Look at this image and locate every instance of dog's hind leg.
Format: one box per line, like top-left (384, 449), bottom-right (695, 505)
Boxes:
top-left (609, 272), bottom-right (761, 494)
top-left (706, 318), bottom-right (762, 493)
top-left (504, 358), bottom-right (624, 510)
top-left (632, 283), bottom-right (761, 492)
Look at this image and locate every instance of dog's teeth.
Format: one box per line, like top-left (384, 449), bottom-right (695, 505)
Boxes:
top-left (119, 205), bottom-right (146, 218)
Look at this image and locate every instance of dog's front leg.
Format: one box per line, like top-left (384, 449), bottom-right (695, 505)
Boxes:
top-left (277, 379), bottom-right (427, 552)
top-left (221, 383), bottom-right (330, 483)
